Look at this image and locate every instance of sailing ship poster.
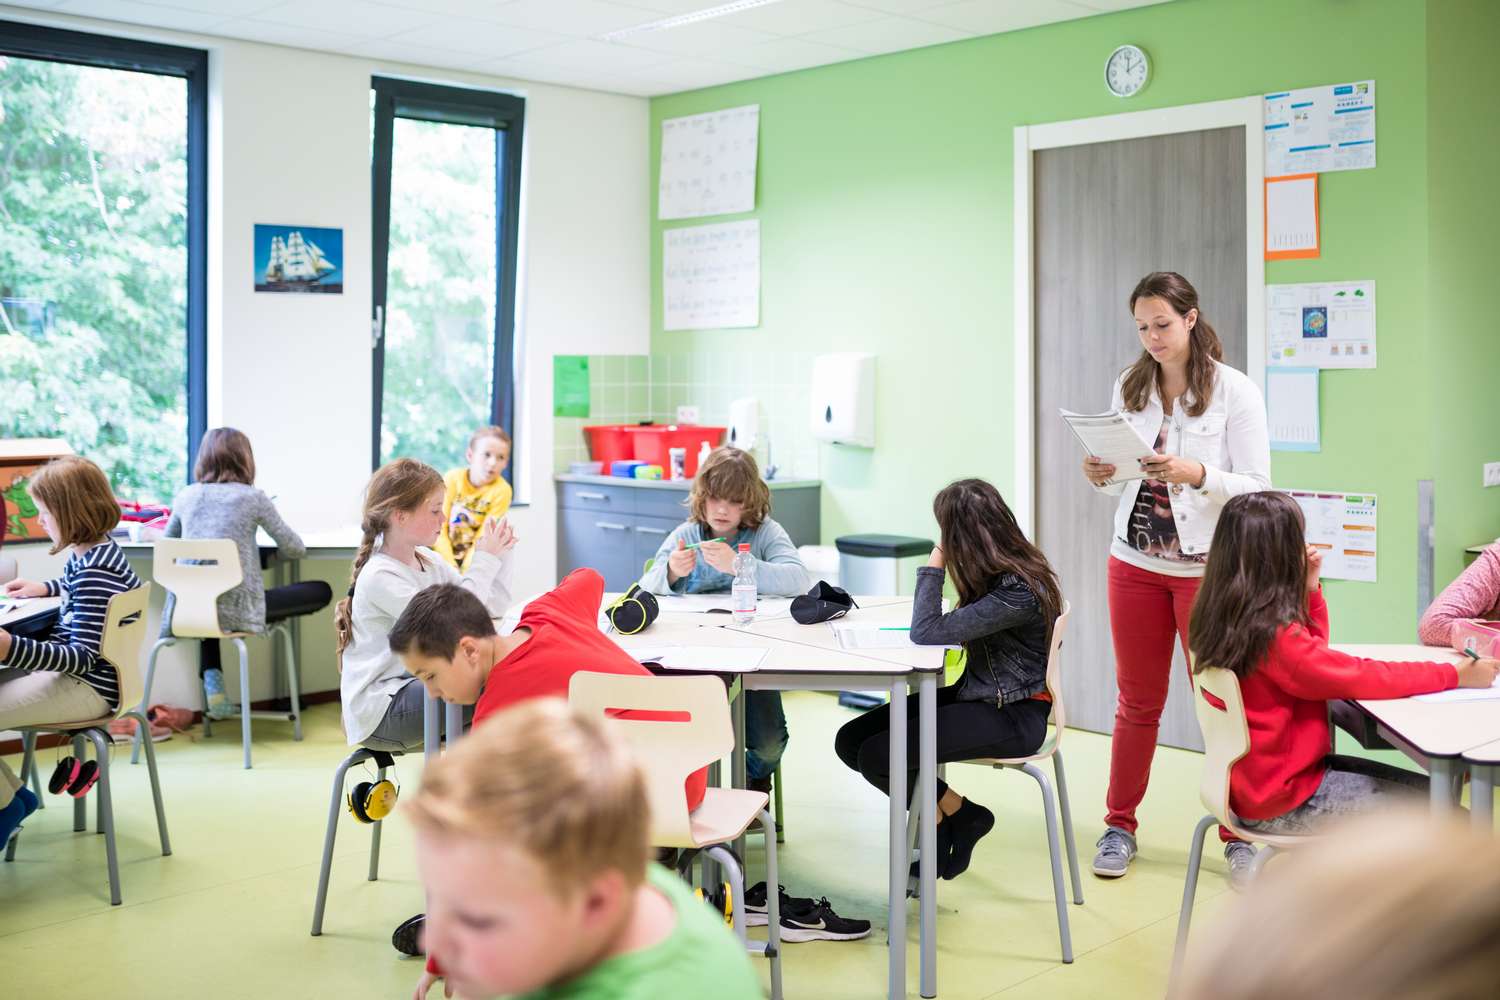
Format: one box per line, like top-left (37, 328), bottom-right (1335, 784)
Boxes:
top-left (254, 224), bottom-right (343, 293)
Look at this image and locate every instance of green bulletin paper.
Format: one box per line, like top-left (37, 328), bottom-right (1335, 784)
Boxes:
top-left (553, 355), bottom-right (590, 417)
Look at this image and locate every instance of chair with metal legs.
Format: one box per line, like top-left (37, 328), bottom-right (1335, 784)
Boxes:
top-left (310, 747), bottom-right (400, 936)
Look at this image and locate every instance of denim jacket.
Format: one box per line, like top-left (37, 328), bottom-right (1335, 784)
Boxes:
top-left (910, 566), bottom-right (1050, 707)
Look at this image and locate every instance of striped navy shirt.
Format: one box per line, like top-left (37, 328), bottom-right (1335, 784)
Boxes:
top-left (3, 540), bottom-right (141, 711)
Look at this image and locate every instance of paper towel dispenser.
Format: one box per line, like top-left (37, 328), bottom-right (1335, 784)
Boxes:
top-left (809, 353), bottom-right (874, 447)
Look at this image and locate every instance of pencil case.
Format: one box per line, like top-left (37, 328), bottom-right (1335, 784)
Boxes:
top-left (1453, 621), bottom-right (1500, 659)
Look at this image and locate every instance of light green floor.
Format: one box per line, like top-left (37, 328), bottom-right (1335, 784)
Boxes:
top-left (1, 694), bottom-right (1239, 998)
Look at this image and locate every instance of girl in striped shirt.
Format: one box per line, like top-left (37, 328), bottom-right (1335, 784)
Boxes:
top-left (0, 457), bottom-right (142, 845)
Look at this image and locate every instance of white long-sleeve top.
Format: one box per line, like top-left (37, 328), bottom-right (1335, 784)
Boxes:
top-left (339, 546), bottom-right (512, 745)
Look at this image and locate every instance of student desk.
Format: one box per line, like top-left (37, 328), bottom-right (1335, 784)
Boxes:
top-left (1331, 644), bottom-right (1498, 812)
top-left (613, 596), bottom-right (944, 1000)
top-left (0, 595), bottom-right (63, 630)
top-left (1462, 737), bottom-right (1500, 831)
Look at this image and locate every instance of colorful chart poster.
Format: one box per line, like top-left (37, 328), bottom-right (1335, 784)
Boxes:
top-left (1267, 280), bottom-right (1376, 369)
top-left (1283, 490), bottom-right (1378, 583)
top-left (1264, 81), bottom-right (1376, 175)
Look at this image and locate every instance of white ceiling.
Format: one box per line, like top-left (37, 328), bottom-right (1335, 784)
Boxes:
top-left (5, 0), bottom-right (1172, 97)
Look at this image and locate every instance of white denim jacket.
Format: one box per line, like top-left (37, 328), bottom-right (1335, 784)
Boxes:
top-left (1095, 360), bottom-right (1272, 557)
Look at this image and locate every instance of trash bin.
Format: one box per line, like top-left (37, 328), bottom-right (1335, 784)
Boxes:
top-left (835, 534), bottom-right (934, 597)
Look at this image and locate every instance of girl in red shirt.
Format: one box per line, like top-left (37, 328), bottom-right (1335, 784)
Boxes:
top-left (1187, 492), bottom-right (1500, 836)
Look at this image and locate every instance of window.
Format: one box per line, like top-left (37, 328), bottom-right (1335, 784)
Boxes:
top-left (0, 20), bottom-right (206, 505)
top-left (370, 77), bottom-right (524, 485)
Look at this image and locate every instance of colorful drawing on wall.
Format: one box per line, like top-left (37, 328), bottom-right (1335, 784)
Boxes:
top-left (3, 473), bottom-right (39, 541)
top-left (1301, 306), bottom-right (1328, 339)
top-left (254, 224), bottom-right (343, 293)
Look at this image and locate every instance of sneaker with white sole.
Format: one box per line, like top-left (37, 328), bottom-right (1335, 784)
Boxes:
top-left (779, 897), bottom-right (871, 942)
top-left (1224, 840), bottom-right (1257, 891)
top-left (743, 882), bottom-right (814, 928)
top-left (1092, 827), bottom-right (1138, 878)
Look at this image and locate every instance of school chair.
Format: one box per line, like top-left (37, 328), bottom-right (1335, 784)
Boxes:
top-left (310, 746), bottom-right (401, 936)
top-left (130, 538), bottom-right (303, 769)
top-left (911, 602), bottom-right (1083, 963)
top-left (570, 671), bottom-right (783, 1000)
top-left (1169, 665), bottom-right (1318, 985)
top-left (5, 587), bottom-right (173, 905)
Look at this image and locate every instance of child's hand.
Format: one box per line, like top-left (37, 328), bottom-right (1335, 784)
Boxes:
top-left (413, 970), bottom-right (452, 1000)
top-left (3, 579), bottom-right (47, 598)
top-left (666, 538), bottom-right (696, 582)
top-left (698, 540), bottom-right (737, 575)
top-left (475, 517), bottom-right (517, 557)
top-left (1457, 657), bottom-right (1500, 689)
top-left (1305, 544), bottom-right (1323, 593)
top-left (927, 545), bottom-right (945, 569)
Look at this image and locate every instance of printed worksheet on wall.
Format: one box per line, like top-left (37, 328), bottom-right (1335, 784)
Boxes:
top-left (1264, 81), bottom-right (1376, 175)
top-left (663, 220), bottom-right (760, 331)
top-left (1282, 490), bottom-right (1378, 583)
top-left (658, 104), bottom-right (759, 220)
top-left (1266, 280), bottom-right (1376, 369)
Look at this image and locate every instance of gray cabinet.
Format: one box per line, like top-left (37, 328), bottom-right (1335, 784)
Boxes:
top-left (555, 476), bottom-right (822, 592)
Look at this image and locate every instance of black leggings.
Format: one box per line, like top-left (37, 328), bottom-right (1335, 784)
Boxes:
top-left (834, 684), bottom-right (1051, 803)
top-left (200, 581), bottom-right (334, 674)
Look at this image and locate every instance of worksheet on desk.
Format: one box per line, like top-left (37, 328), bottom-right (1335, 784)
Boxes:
top-left (832, 625), bottom-right (957, 652)
top-left (659, 594), bottom-right (794, 620)
top-left (1413, 677), bottom-right (1500, 703)
top-left (625, 645), bottom-right (769, 672)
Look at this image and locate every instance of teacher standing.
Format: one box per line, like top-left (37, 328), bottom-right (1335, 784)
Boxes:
top-left (1081, 272), bottom-right (1271, 886)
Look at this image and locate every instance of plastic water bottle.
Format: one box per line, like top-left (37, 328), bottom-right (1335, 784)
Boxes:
top-left (731, 543), bottom-right (757, 625)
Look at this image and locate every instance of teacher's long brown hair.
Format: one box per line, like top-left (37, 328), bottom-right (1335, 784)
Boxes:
top-left (1120, 271), bottom-right (1224, 418)
top-left (1189, 491), bottom-right (1311, 679)
top-left (933, 479), bottom-right (1062, 629)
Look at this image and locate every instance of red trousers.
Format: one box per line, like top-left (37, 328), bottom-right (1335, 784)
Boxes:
top-left (1104, 556), bottom-right (1232, 842)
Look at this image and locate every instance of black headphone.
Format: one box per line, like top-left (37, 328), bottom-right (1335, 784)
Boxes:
top-left (347, 750), bottom-right (400, 824)
top-left (605, 583), bottom-right (660, 635)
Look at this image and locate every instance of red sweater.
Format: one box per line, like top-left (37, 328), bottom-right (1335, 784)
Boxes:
top-left (1230, 589), bottom-right (1458, 820)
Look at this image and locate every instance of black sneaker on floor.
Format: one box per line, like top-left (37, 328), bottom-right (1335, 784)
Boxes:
top-left (743, 881), bottom-right (815, 927)
top-left (392, 913), bottom-right (425, 956)
top-left (779, 897), bottom-right (872, 942)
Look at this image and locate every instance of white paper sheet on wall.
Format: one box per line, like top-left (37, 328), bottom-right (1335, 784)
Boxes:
top-left (659, 104), bottom-right (759, 220)
top-left (1282, 490), bottom-right (1378, 583)
top-left (1266, 367), bottom-right (1320, 452)
top-left (1267, 280), bottom-right (1376, 369)
top-left (1265, 173), bottom-right (1319, 259)
top-left (1264, 81), bottom-right (1376, 176)
top-left (663, 220), bottom-right (760, 331)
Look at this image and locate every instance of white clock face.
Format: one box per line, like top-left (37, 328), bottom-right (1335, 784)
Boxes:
top-left (1106, 45), bottom-right (1149, 97)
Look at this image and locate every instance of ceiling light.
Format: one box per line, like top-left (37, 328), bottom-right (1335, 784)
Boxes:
top-left (601, 0), bottom-right (787, 40)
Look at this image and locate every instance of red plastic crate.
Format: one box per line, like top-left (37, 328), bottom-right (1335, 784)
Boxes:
top-left (582, 425), bottom-right (637, 467)
top-left (630, 425), bottom-right (726, 477)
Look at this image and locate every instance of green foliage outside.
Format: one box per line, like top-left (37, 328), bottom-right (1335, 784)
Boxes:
top-left (0, 55), bottom-right (188, 505)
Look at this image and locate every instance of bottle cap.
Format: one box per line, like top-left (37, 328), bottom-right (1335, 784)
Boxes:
top-left (738, 543), bottom-right (750, 552)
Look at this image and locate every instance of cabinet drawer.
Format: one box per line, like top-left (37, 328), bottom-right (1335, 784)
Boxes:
top-left (558, 482), bottom-right (634, 513)
top-left (557, 508), bottom-right (636, 590)
top-left (631, 516), bottom-right (678, 573)
top-left (634, 486), bottom-right (691, 521)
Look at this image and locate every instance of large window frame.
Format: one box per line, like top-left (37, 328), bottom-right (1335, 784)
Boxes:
top-left (370, 76), bottom-right (525, 485)
top-left (0, 19), bottom-right (208, 480)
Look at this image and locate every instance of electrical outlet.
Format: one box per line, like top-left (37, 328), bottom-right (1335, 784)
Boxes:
top-left (1485, 462), bottom-right (1500, 488)
top-left (676, 405), bottom-right (700, 424)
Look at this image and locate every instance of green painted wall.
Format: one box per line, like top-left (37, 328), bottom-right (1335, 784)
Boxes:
top-left (651, 0), bottom-right (1492, 642)
top-left (1426, 0), bottom-right (1500, 592)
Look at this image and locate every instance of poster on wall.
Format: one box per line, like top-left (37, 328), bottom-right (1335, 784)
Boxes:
top-left (663, 220), bottom-right (760, 331)
top-left (1263, 80), bottom-right (1376, 176)
top-left (658, 104), bottom-right (759, 220)
top-left (254, 224), bottom-right (343, 294)
top-left (1282, 489), bottom-right (1378, 583)
top-left (1266, 279), bottom-right (1376, 369)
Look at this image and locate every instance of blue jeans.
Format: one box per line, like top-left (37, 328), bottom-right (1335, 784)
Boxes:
top-left (745, 690), bottom-right (788, 781)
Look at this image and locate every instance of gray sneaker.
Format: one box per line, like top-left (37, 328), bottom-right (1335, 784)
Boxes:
top-left (1224, 840), bottom-right (1257, 891)
top-left (1092, 827), bottom-right (1137, 878)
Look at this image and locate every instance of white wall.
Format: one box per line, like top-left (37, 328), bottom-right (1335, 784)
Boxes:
top-left (1, 5), bottom-right (650, 718)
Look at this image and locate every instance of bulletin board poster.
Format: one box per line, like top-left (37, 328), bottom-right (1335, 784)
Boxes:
top-left (1267, 280), bottom-right (1376, 369)
top-left (1282, 490), bottom-right (1378, 583)
top-left (553, 355), bottom-right (590, 418)
top-left (1264, 81), bottom-right (1376, 176)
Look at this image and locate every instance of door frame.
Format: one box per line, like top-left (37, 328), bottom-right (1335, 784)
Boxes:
top-left (1012, 97), bottom-right (1265, 535)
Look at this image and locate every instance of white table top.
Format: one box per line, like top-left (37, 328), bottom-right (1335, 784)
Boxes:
top-left (0, 595), bottom-right (63, 629)
top-left (119, 527), bottom-right (362, 555)
top-left (1463, 737), bottom-right (1500, 765)
top-left (1335, 643), bottom-right (1500, 758)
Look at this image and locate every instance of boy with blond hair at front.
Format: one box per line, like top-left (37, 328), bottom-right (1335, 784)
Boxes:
top-left (407, 698), bottom-right (762, 1000)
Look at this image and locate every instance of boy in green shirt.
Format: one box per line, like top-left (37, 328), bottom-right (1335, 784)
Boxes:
top-left (408, 698), bottom-right (765, 1000)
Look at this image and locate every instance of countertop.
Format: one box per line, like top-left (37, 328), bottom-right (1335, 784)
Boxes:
top-left (555, 473), bottom-right (819, 491)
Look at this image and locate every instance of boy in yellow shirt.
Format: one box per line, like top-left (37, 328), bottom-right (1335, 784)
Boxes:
top-left (409, 698), bottom-right (765, 1000)
top-left (434, 426), bottom-right (513, 572)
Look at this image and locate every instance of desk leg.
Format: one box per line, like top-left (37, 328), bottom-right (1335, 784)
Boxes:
top-left (1472, 764), bottom-right (1494, 832)
top-left (919, 671), bottom-right (937, 998)
top-left (424, 693), bottom-right (440, 764)
top-left (271, 558), bottom-right (287, 704)
top-left (888, 678), bottom-right (907, 1000)
top-left (1430, 758), bottom-right (1460, 813)
top-left (732, 683), bottom-right (748, 860)
top-left (445, 701), bottom-right (465, 748)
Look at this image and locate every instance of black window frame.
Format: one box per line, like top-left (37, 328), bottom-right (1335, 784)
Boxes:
top-left (370, 76), bottom-right (526, 490)
top-left (0, 19), bottom-right (209, 483)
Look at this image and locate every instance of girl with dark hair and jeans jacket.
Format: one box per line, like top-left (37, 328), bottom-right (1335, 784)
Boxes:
top-left (835, 478), bottom-right (1063, 881)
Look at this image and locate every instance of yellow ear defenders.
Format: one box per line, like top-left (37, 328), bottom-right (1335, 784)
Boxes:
top-left (347, 751), bottom-right (400, 824)
top-left (605, 583), bottom-right (660, 636)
